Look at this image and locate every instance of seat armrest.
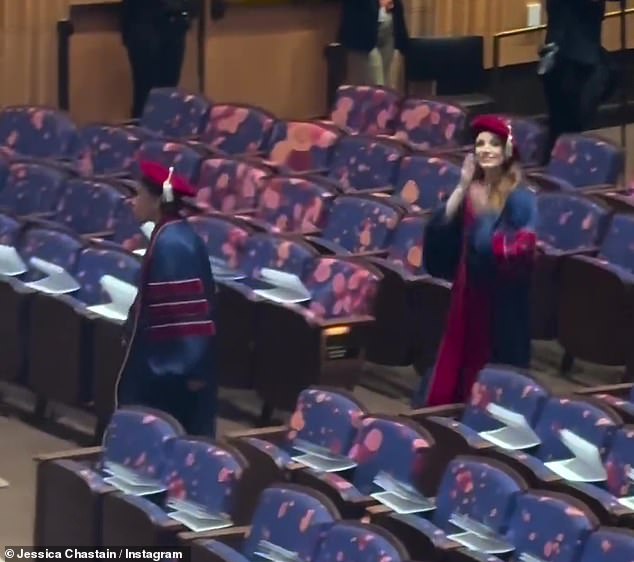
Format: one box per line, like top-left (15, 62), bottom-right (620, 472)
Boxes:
top-left (34, 446), bottom-right (103, 463)
top-left (178, 525), bottom-right (250, 543)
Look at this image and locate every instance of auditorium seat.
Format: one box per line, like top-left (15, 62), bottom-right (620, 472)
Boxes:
top-left (496, 115), bottom-right (548, 168)
top-left (136, 140), bottom-right (205, 184)
top-left (324, 135), bottom-right (406, 194)
top-left (227, 387), bottom-right (367, 478)
top-left (557, 213), bottom-right (634, 377)
top-left (328, 85), bottom-right (402, 136)
top-left (76, 125), bottom-right (142, 178)
top-left (33, 406), bottom-right (184, 546)
top-left (529, 134), bottom-right (625, 193)
top-left (293, 416), bottom-right (435, 518)
top-left (197, 103), bottom-right (276, 157)
top-left (252, 256), bottom-right (381, 415)
top-left (27, 243), bottom-right (140, 408)
top-left (578, 382), bottom-right (634, 422)
top-left (532, 192), bottom-right (611, 340)
top-left (183, 484), bottom-right (341, 560)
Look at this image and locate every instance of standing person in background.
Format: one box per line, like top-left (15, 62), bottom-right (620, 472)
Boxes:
top-left (121, 0), bottom-right (227, 119)
top-left (338, 0), bottom-right (409, 87)
top-left (540, 0), bottom-right (616, 154)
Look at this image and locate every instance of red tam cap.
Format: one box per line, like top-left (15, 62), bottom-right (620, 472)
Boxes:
top-left (471, 115), bottom-right (519, 161)
top-left (139, 160), bottom-right (196, 200)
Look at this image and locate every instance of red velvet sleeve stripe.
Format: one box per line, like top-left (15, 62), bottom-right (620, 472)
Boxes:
top-left (148, 320), bottom-right (216, 342)
top-left (147, 299), bottom-right (209, 323)
top-left (146, 278), bottom-right (204, 303)
top-left (492, 230), bottom-right (537, 262)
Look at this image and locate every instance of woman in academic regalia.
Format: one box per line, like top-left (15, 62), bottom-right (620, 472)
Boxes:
top-left (418, 116), bottom-right (538, 407)
top-left (115, 161), bottom-right (218, 436)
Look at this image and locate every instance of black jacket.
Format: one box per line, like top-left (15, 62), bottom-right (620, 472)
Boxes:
top-left (338, 0), bottom-right (409, 54)
top-left (545, 0), bottom-right (606, 64)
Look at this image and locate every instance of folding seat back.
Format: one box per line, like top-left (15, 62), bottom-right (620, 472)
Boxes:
top-left (74, 246), bottom-right (141, 306)
top-left (102, 406), bottom-right (185, 482)
top-left (505, 491), bottom-right (598, 562)
top-left (187, 215), bottom-right (250, 268)
top-left (284, 387), bottom-right (366, 457)
top-left (164, 438), bottom-right (247, 521)
top-left (321, 195), bottom-right (403, 253)
top-left (0, 162), bottom-right (67, 216)
top-left (196, 157), bottom-right (269, 213)
top-left (537, 192), bottom-right (610, 252)
top-left (578, 527), bottom-right (634, 562)
top-left (17, 225), bottom-right (83, 281)
top-left (77, 125), bottom-right (141, 177)
top-left (255, 176), bottom-right (336, 233)
top-left (137, 140), bottom-right (204, 184)
top-left (54, 179), bottom-right (126, 235)
top-left (597, 214), bottom-right (634, 273)
top-left (433, 456), bottom-right (528, 535)
top-left (304, 257), bottom-right (381, 319)
top-left (201, 103), bottom-right (276, 156)
top-left (603, 425), bottom-right (634, 500)
top-left (385, 214), bottom-right (427, 276)
top-left (547, 134), bottom-right (625, 189)
top-left (393, 98), bottom-right (467, 150)
top-left (327, 136), bottom-right (405, 192)
top-left (461, 366), bottom-right (550, 433)
top-left (347, 416), bottom-right (433, 495)
top-left (240, 233), bottom-right (318, 279)
top-left (139, 88), bottom-right (211, 139)
top-left (314, 521), bottom-right (408, 562)
top-left (330, 85), bottom-right (401, 135)
top-left (240, 485), bottom-right (340, 560)
top-left (268, 121), bottom-right (339, 173)
top-left (0, 213), bottom-right (22, 246)
top-left (532, 397), bottom-right (621, 462)
top-left (394, 154), bottom-right (461, 211)
top-left (0, 105), bottom-right (80, 160)
top-left (111, 199), bottom-right (147, 252)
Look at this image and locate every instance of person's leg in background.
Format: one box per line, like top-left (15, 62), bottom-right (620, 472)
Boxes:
top-left (124, 20), bottom-right (161, 118)
top-left (346, 49), bottom-right (383, 86)
top-left (156, 15), bottom-right (189, 88)
top-left (377, 19), bottom-right (395, 87)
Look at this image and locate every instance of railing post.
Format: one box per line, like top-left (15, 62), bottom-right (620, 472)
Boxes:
top-left (57, 19), bottom-right (75, 111)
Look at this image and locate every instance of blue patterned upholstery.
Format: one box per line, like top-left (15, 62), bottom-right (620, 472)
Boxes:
top-left (330, 86), bottom-right (401, 136)
top-left (0, 213), bottom-right (22, 245)
top-left (597, 214), bottom-right (634, 275)
top-left (347, 417), bottom-right (432, 495)
top-left (385, 215), bottom-right (427, 276)
top-left (17, 226), bottom-right (83, 282)
top-left (546, 135), bottom-right (625, 189)
top-left (187, 215), bottom-right (250, 269)
top-left (314, 522), bottom-right (407, 562)
top-left (111, 199), bottom-right (147, 253)
top-left (136, 88), bottom-right (210, 139)
top-left (164, 438), bottom-right (246, 518)
top-left (0, 106), bottom-right (80, 160)
top-left (537, 193), bottom-right (610, 252)
top-left (604, 426), bottom-right (634, 500)
top-left (321, 195), bottom-right (401, 253)
top-left (579, 528), bottom-right (634, 562)
top-left (532, 397), bottom-right (620, 462)
top-left (460, 367), bottom-right (550, 433)
top-left (77, 125), bottom-right (141, 177)
top-left (0, 162), bottom-right (67, 216)
top-left (74, 247), bottom-right (140, 306)
top-left (505, 492), bottom-right (597, 562)
top-left (240, 234), bottom-right (316, 280)
top-left (53, 179), bottom-right (126, 235)
top-left (433, 457), bottom-right (527, 535)
top-left (137, 140), bottom-right (204, 184)
top-left (393, 155), bottom-right (461, 211)
top-left (201, 104), bottom-right (276, 156)
top-left (326, 136), bottom-right (405, 192)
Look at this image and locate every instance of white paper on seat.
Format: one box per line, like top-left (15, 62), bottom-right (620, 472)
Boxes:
top-left (253, 268), bottom-right (311, 304)
top-left (209, 256), bottom-right (246, 281)
top-left (0, 477), bottom-right (9, 488)
top-left (290, 439), bottom-right (357, 473)
top-left (133, 248), bottom-right (146, 257)
top-left (478, 403), bottom-right (541, 450)
top-left (618, 496), bottom-right (634, 510)
top-left (102, 461), bottom-right (166, 496)
top-left (519, 552), bottom-right (548, 562)
top-left (543, 429), bottom-right (607, 483)
top-left (23, 257), bottom-right (80, 295)
top-left (0, 244), bottom-right (27, 276)
top-left (370, 471), bottom-right (435, 514)
top-left (87, 275), bottom-right (138, 321)
top-left (141, 222), bottom-right (155, 240)
top-left (254, 541), bottom-right (303, 562)
top-left (446, 513), bottom-right (515, 555)
top-left (166, 498), bottom-right (233, 532)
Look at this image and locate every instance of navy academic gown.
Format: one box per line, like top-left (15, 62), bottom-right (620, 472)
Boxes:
top-left (116, 216), bottom-right (218, 436)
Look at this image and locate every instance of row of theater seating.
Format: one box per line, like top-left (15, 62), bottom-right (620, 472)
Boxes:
top-left (35, 368), bottom-right (634, 562)
top-left (1, 86), bottom-right (634, 432)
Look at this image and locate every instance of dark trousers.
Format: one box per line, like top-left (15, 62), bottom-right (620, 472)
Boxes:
top-left (123, 16), bottom-right (188, 119)
top-left (117, 374), bottom-right (217, 437)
